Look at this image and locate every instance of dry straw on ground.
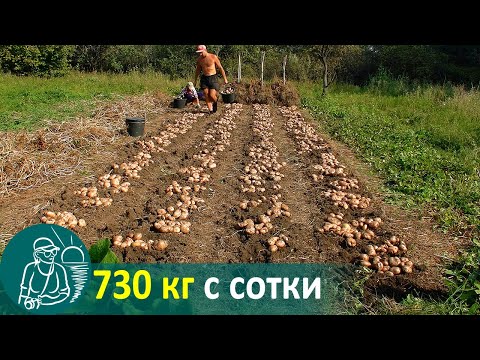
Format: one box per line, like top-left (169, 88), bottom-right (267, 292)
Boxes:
top-left (0, 94), bottom-right (163, 197)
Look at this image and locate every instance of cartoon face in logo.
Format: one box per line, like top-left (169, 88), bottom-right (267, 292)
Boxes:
top-left (0, 224), bottom-right (91, 314)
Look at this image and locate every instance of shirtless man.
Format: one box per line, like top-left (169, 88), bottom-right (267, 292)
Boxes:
top-left (193, 45), bottom-right (228, 114)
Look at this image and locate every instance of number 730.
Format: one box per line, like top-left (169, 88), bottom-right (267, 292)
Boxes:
top-left (94, 270), bottom-right (151, 300)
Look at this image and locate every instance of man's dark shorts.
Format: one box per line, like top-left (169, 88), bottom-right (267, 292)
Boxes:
top-left (200, 74), bottom-right (220, 91)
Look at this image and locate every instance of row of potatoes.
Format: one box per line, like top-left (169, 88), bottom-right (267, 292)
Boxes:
top-left (279, 106), bottom-right (414, 276)
top-left (237, 104), bottom-right (291, 252)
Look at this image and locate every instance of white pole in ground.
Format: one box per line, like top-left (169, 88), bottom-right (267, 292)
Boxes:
top-left (261, 51), bottom-right (265, 87)
top-left (238, 53), bottom-right (241, 83)
top-left (283, 55), bottom-right (287, 85)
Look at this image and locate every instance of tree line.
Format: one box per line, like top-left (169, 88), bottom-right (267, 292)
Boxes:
top-left (1, 45), bottom-right (479, 87)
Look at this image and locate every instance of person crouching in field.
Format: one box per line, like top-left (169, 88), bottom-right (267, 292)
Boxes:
top-left (178, 82), bottom-right (204, 108)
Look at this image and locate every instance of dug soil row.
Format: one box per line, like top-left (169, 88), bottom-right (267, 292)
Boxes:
top-left (0, 101), bottom-right (456, 305)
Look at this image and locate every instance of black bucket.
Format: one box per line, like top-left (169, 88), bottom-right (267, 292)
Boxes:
top-left (221, 92), bottom-right (235, 103)
top-left (125, 117), bottom-right (145, 137)
top-left (173, 98), bottom-right (187, 108)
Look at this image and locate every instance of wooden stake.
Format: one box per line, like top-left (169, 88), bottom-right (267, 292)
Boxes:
top-left (283, 55), bottom-right (287, 85)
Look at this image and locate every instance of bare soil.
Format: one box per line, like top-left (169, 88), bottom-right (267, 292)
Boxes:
top-left (0, 96), bottom-right (464, 306)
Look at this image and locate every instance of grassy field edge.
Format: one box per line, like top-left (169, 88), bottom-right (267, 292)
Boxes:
top-left (299, 81), bottom-right (480, 314)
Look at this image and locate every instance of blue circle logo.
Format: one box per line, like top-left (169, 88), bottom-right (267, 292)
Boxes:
top-left (0, 224), bottom-right (91, 314)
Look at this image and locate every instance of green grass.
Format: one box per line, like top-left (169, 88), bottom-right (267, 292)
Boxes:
top-left (0, 71), bottom-right (185, 131)
top-left (299, 81), bottom-right (480, 314)
top-left (299, 81), bottom-right (480, 233)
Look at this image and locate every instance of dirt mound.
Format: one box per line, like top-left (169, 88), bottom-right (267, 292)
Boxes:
top-left (271, 81), bottom-right (300, 107)
top-left (233, 80), bottom-right (274, 104)
top-left (229, 81), bottom-right (300, 106)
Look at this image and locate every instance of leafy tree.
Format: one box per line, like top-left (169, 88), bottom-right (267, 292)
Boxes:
top-left (376, 45), bottom-right (447, 81)
top-left (0, 45), bottom-right (74, 76)
top-left (71, 45), bottom-right (111, 72)
top-left (150, 45), bottom-right (195, 79)
top-left (103, 45), bottom-right (152, 73)
top-left (310, 45), bottom-right (362, 95)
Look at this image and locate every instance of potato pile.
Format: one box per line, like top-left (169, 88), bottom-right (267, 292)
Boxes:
top-left (265, 194), bottom-right (291, 218)
top-left (280, 107), bottom-right (345, 185)
top-left (267, 234), bottom-right (289, 252)
top-left (238, 215), bottom-right (274, 235)
top-left (239, 194), bottom-right (290, 214)
top-left (281, 108), bottom-right (350, 188)
top-left (239, 198), bottom-right (265, 210)
top-left (153, 193), bottom-right (199, 234)
top-left (116, 161), bottom-right (142, 179)
top-left (154, 218), bottom-right (192, 234)
top-left (249, 106), bottom-right (284, 180)
top-left (179, 166), bottom-right (211, 184)
top-left (241, 139), bottom-right (285, 190)
top-left (133, 151), bottom-right (154, 166)
top-left (221, 85), bottom-right (235, 94)
top-left (200, 115), bottom-right (235, 148)
top-left (164, 184), bottom-right (206, 208)
top-left (312, 153), bottom-right (346, 178)
top-left (111, 231), bottom-right (169, 252)
top-left (358, 236), bottom-right (413, 276)
top-left (193, 150), bottom-right (217, 169)
top-left (166, 181), bottom-right (198, 198)
top-left (97, 174), bottom-right (131, 194)
top-left (41, 210), bottom-right (86, 229)
top-left (280, 106), bottom-right (365, 212)
top-left (153, 174), bottom-right (206, 234)
top-left (74, 186), bottom-right (113, 207)
top-left (110, 152), bottom-right (152, 181)
top-left (240, 171), bottom-right (264, 190)
top-left (323, 175), bottom-right (370, 210)
top-left (112, 231), bottom-right (152, 250)
top-left (238, 196), bottom-right (291, 235)
top-left (319, 213), bottom-right (382, 246)
top-left (330, 177), bottom-right (359, 191)
top-left (322, 189), bottom-right (370, 210)
top-left (137, 139), bottom-right (159, 153)
top-left (166, 180), bottom-right (206, 195)
top-left (279, 106), bottom-right (326, 154)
